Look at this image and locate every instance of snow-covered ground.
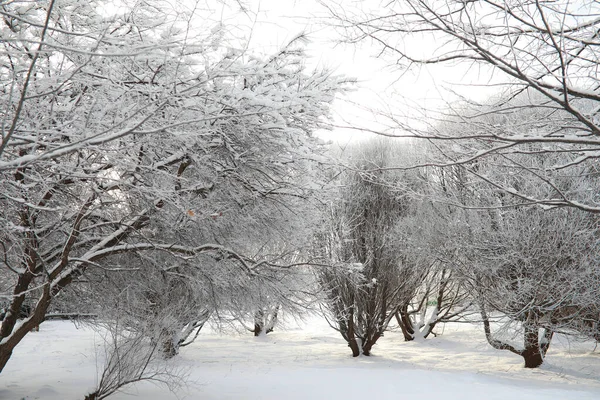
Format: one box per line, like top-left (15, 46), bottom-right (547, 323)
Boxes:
top-left (1, 317), bottom-right (600, 400)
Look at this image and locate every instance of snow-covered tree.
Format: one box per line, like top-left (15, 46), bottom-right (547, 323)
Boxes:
top-left (423, 102), bottom-right (600, 368)
top-left (468, 195), bottom-right (600, 368)
top-left (0, 0), bottom-right (349, 372)
top-left (324, 0), bottom-right (600, 212)
top-left (390, 195), bottom-right (470, 341)
top-left (317, 139), bottom-right (469, 354)
top-left (317, 140), bottom-right (425, 356)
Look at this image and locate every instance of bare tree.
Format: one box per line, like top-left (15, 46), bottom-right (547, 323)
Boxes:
top-left (421, 128), bottom-right (600, 367)
top-left (84, 318), bottom-right (186, 400)
top-left (317, 139), bottom-right (426, 356)
top-left (0, 0), bottom-right (349, 373)
top-left (470, 202), bottom-right (600, 368)
top-left (324, 0), bottom-right (600, 212)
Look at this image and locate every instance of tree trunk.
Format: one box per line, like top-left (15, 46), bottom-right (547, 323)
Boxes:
top-left (162, 337), bottom-right (178, 358)
top-left (0, 274), bottom-right (35, 340)
top-left (395, 309), bottom-right (415, 341)
top-left (540, 328), bottom-right (553, 357)
top-left (347, 310), bottom-right (360, 357)
top-left (84, 392), bottom-right (98, 400)
top-left (0, 349), bottom-right (13, 375)
top-left (253, 310), bottom-right (264, 336)
top-left (0, 315), bottom-right (46, 372)
top-left (0, 291), bottom-right (51, 373)
top-left (361, 331), bottom-right (382, 356)
top-left (522, 324), bottom-right (544, 368)
top-left (178, 313), bottom-right (211, 349)
top-left (265, 306), bottom-right (279, 334)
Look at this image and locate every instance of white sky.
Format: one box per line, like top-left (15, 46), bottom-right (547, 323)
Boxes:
top-left (201, 0), bottom-right (502, 143)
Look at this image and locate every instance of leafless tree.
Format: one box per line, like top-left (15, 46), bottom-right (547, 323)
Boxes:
top-left (0, 0), bottom-right (349, 373)
top-left (470, 202), bottom-right (600, 368)
top-left (317, 139), bottom-right (439, 355)
top-left (84, 317), bottom-right (186, 400)
top-left (421, 129), bottom-right (600, 368)
top-left (324, 0), bottom-right (600, 212)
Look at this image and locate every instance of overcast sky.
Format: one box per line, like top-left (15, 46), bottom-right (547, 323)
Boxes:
top-left (204, 0), bottom-right (500, 143)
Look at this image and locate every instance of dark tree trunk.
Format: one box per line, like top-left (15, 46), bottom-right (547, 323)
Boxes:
top-left (395, 309), bottom-right (415, 341)
top-left (347, 310), bottom-right (360, 357)
top-left (0, 313), bottom-right (47, 372)
top-left (1, 192), bottom-right (96, 374)
top-left (522, 324), bottom-right (544, 368)
top-left (480, 304), bottom-right (549, 369)
top-left (361, 332), bottom-right (382, 356)
top-left (0, 291), bottom-right (51, 373)
top-left (162, 336), bottom-right (178, 358)
top-left (253, 310), bottom-right (264, 336)
top-left (522, 348), bottom-right (543, 368)
top-left (0, 274), bottom-right (35, 340)
top-left (0, 350), bottom-right (13, 375)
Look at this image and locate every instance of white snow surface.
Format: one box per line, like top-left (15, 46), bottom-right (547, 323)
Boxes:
top-left (1, 318), bottom-right (600, 400)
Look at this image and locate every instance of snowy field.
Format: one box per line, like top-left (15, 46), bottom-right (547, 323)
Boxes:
top-left (1, 318), bottom-right (600, 400)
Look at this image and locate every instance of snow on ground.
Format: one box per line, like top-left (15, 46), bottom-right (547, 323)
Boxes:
top-left (1, 317), bottom-right (600, 400)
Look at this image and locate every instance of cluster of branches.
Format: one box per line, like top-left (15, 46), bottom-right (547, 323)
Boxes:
top-left (0, 0), bottom-right (349, 383)
top-left (431, 137), bottom-right (600, 367)
top-left (316, 140), bottom-right (467, 357)
top-left (325, 0), bottom-right (600, 211)
top-left (317, 0), bottom-right (600, 368)
top-left (314, 134), bottom-right (600, 369)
